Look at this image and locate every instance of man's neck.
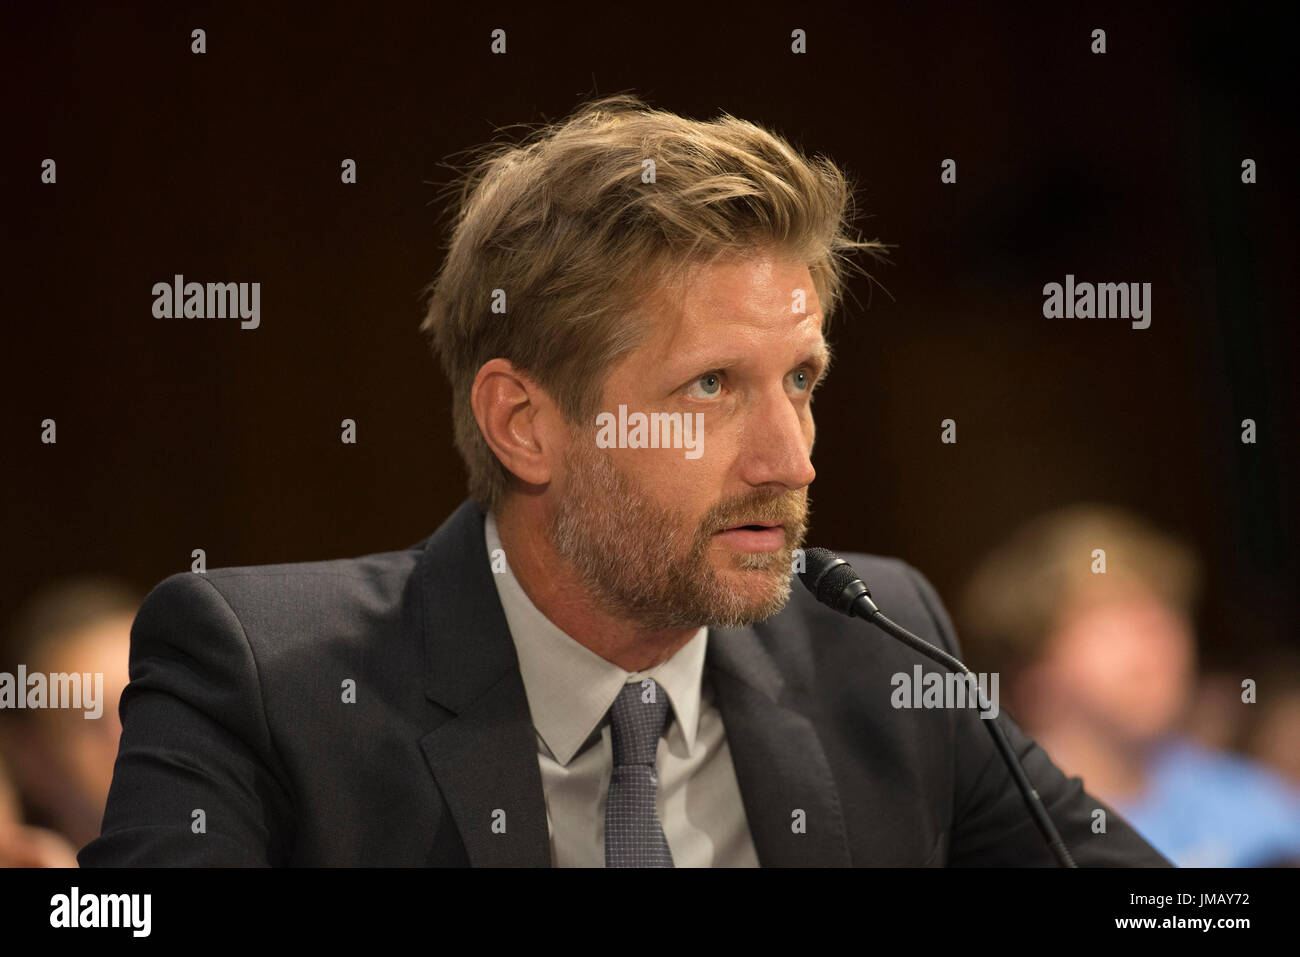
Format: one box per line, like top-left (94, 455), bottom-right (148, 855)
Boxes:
top-left (493, 502), bottom-right (697, 673)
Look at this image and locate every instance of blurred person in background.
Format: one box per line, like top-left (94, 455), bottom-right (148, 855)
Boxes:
top-left (1243, 653), bottom-right (1300, 790)
top-left (0, 751), bottom-right (77, 867)
top-left (958, 504), bottom-right (1300, 867)
top-left (1, 578), bottom-right (138, 859)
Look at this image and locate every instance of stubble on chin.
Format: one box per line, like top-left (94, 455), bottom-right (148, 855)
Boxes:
top-left (548, 439), bottom-right (809, 630)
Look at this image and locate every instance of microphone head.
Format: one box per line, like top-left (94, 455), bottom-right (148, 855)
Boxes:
top-left (798, 547), bottom-right (866, 613)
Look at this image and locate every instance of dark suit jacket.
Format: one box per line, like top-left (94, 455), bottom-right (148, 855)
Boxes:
top-left (79, 499), bottom-right (1170, 866)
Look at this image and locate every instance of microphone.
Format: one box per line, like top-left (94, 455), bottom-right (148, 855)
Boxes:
top-left (798, 547), bottom-right (1077, 868)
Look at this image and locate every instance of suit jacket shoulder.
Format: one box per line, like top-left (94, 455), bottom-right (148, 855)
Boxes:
top-left (78, 541), bottom-right (460, 866)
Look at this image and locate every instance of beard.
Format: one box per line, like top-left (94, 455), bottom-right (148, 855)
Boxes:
top-left (547, 436), bottom-right (810, 630)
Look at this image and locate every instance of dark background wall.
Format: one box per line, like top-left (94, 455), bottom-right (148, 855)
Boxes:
top-left (3, 1), bottom-right (1295, 667)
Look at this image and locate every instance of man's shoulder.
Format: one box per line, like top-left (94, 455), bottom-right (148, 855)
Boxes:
top-left (201, 539), bottom-right (428, 600)
top-left (132, 537), bottom-right (433, 660)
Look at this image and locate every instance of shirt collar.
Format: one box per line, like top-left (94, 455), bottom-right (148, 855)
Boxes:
top-left (484, 510), bottom-right (707, 765)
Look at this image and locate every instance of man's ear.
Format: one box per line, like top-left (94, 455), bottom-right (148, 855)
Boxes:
top-left (470, 358), bottom-right (558, 488)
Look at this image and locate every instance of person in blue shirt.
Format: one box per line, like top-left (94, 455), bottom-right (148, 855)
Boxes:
top-left (1113, 736), bottom-right (1300, 867)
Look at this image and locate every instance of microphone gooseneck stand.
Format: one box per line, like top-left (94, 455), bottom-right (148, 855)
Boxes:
top-left (799, 547), bottom-right (1077, 868)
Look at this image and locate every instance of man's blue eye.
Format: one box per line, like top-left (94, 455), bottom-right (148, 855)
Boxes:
top-left (697, 373), bottom-right (721, 395)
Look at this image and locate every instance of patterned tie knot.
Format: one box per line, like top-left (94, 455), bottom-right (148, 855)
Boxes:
top-left (609, 679), bottom-right (671, 767)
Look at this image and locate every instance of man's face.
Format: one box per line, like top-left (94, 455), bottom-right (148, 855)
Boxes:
top-left (548, 246), bottom-right (825, 630)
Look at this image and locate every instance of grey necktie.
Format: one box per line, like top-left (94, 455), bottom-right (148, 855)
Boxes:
top-left (605, 679), bottom-right (674, 867)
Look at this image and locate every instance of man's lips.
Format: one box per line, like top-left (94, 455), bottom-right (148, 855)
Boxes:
top-left (712, 523), bottom-right (786, 552)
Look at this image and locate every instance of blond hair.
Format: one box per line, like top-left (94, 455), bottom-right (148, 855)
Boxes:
top-left (419, 93), bottom-right (888, 511)
top-left (958, 504), bottom-right (1203, 672)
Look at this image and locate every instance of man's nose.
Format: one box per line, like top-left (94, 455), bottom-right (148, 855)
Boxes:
top-left (737, 390), bottom-right (816, 490)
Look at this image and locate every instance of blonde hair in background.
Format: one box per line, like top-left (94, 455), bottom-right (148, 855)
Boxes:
top-left (958, 504), bottom-right (1203, 673)
top-left (419, 92), bottom-right (889, 511)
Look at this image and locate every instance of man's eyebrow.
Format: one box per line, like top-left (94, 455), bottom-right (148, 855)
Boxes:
top-left (792, 339), bottom-right (833, 382)
top-left (805, 339), bottom-right (833, 375)
top-left (667, 339), bottom-right (834, 377)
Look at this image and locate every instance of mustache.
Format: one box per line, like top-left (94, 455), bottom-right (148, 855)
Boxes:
top-left (704, 490), bottom-right (809, 535)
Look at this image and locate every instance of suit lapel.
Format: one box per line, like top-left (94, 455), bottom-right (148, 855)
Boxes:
top-left (415, 500), bottom-right (551, 866)
top-left (707, 625), bottom-right (852, 866)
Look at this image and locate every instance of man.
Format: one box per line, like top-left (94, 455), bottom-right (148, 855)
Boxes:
top-left (80, 94), bottom-right (1168, 867)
